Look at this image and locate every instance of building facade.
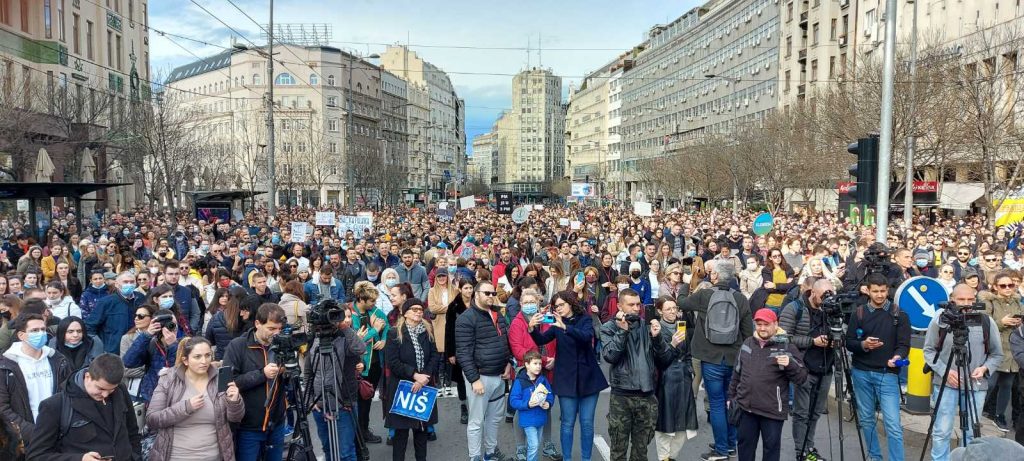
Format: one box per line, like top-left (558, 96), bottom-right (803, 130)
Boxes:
top-left (0, 0), bottom-right (150, 209)
top-left (470, 131), bottom-right (496, 187)
top-left (778, 0), bottom-right (856, 109)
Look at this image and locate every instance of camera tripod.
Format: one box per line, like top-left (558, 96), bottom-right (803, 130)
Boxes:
top-left (796, 325), bottom-right (867, 461)
top-left (287, 335), bottom-right (367, 461)
top-left (918, 326), bottom-right (981, 461)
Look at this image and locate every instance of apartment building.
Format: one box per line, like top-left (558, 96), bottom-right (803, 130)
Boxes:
top-left (778, 0), bottom-right (856, 108)
top-left (565, 64), bottom-right (611, 195)
top-left (470, 131), bottom-right (496, 186)
top-left (0, 0), bottom-right (149, 208)
top-left (619, 0), bottom-right (780, 200)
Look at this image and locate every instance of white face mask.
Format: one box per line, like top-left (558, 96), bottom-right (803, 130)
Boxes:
top-left (617, 283), bottom-right (630, 291)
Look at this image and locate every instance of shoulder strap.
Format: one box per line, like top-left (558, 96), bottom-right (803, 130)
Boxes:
top-left (856, 305), bottom-right (864, 323)
top-left (58, 392), bottom-right (73, 442)
top-left (793, 299), bottom-right (805, 325)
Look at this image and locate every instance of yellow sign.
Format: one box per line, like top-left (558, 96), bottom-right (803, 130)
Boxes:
top-left (994, 197), bottom-right (1024, 227)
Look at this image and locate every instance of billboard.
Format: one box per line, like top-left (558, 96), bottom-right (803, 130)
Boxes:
top-left (571, 182), bottom-right (596, 197)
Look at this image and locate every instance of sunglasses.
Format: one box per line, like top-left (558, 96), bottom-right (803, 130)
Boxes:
top-left (985, 258), bottom-right (998, 262)
top-left (135, 314), bottom-right (151, 320)
top-left (478, 291), bottom-right (497, 296)
top-left (997, 283), bottom-right (1017, 289)
top-left (958, 252), bottom-right (970, 256)
top-left (941, 270), bottom-right (953, 274)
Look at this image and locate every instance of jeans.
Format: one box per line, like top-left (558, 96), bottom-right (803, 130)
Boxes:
top-left (236, 422), bottom-right (287, 461)
top-left (702, 360), bottom-right (737, 454)
top-left (312, 409), bottom-right (357, 461)
top-left (931, 385), bottom-right (986, 461)
top-left (559, 392), bottom-right (599, 461)
top-left (850, 368), bottom-right (904, 461)
top-left (523, 426), bottom-right (542, 461)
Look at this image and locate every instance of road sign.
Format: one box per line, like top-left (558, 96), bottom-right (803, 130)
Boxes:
top-left (496, 192), bottom-right (513, 214)
top-left (894, 276), bottom-right (949, 331)
top-left (444, 170), bottom-right (452, 181)
top-left (511, 207), bottom-right (530, 224)
top-left (752, 213), bottom-right (774, 236)
top-left (389, 380), bottom-right (438, 422)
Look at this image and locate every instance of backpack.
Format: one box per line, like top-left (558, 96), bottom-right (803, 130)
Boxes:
top-left (706, 287), bottom-right (741, 345)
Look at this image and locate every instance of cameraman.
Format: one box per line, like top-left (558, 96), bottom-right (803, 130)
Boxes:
top-left (778, 279), bottom-right (835, 459)
top-left (222, 303), bottom-right (288, 461)
top-left (305, 301), bottom-right (366, 461)
top-left (844, 273), bottom-right (911, 461)
top-left (923, 284), bottom-right (1003, 461)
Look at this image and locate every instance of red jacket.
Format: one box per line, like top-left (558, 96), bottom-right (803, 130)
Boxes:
top-left (508, 312), bottom-right (556, 380)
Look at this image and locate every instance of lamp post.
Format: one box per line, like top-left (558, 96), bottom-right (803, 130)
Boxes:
top-left (232, 1), bottom-right (275, 217)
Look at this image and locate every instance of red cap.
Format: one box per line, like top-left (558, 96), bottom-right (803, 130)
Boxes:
top-left (753, 308), bottom-right (777, 323)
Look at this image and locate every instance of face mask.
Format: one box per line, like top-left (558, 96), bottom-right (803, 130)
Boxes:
top-left (385, 279), bottom-right (398, 288)
top-left (159, 297), bottom-right (175, 309)
top-left (122, 229), bottom-right (130, 236)
top-left (45, 298), bottom-right (59, 306)
top-left (617, 283), bottom-right (630, 291)
top-left (272, 236), bottom-right (281, 245)
top-left (92, 282), bottom-right (105, 289)
top-left (521, 303), bottom-right (539, 316)
top-left (148, 267), bottom-right (158, 274)
top-left (969, 258), bottom-right (978, 266)
top-left (915, 260), bottom-right (928, 268)
top-left (367, 274), bottom-right (379, 282)
top-left (447, 266), bottom-right (457, 274)
top-left (120, 284), bottom-right (137, 297)
top-left (219, 279), bottom-right (232, 288)
top-left (630, 271), bottom-right (641, 278)
top-left (687, 250), bottom-right (697, 257)
top-left (65, 340), bottom-right (82, 349)
top-left (26, 331), bottom-right (47, 350)
top-left (200, 244), bottom-right (210, 253)
top-left (585, 276), bottom-right (597, 283)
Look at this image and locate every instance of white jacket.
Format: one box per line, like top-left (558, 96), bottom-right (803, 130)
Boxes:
top-left (47, 296), bottom-right (81, 320)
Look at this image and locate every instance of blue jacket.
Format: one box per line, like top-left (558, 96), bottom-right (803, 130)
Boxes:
top-left (509, 368), bottom-right (554, 428)
top-left (630, 277), bottom-right (653, 305)
top-left (85, 292), bottom-right (144, 354)
top-left (395, 262), bottom-right (430, 300)
top-left (374, 254), bottom-right (401, 269)
top-left (122, 332), bottom-right (177, 402)
top-left (530, 314), bottom-right (609, 397)
top-left (165, 283), bottom-right (201, 335)
top-left (304, 279), bottom-right (345, 305)
top-left (79, 285), bottom-right (110, 321)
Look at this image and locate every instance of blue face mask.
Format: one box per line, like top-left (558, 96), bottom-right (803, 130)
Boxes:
top-left (159, 297), bottom-right (174, 309)
top-left (687, 250), bottom-right (697, 257)
top-left (272, 236), bottom-right (281, 245)
top-left (447, 266), bottom-right (457, 274)
top-left (969, 257), bottom-right (979, 266)
top-left (385, 279), bottom-right (398, 288)
top-left (120, 284), bottom-right (137, 297)
top-left (915, 260), bottom-right (928, 268)
top-left (65, 340), bottom-right (82, 349)
top-left (26, 331), bottom-right (47, 350)
top-left (521, 303), bottom-right (539, 316)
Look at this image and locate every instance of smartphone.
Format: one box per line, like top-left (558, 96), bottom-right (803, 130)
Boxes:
top-left (1013, 314), bottom-right (1024, 320)
top-left (866, 337), bottom-right (880, 342)
top-left (217, 366), bottom-right (232, 393)
top-left (542, 313), bottom-right (556, 324)
top-left (574, 272), bottom-right (585, 286)
top-left (676, 321), bottom-right (687, 339)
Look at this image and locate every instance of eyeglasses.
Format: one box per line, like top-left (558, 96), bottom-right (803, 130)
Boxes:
top-left (941, 270), bottom-right (953, 274)
top-left (406, 306), bottom-right (424, 312)
top-left (958, 252), bottom-right (970, 256)
top-left (478, 291), bottom-right (497, 296)
top-left (997, 283), bottom-right (1018, 289)
top-left (135, 314), bottom-right (151, 320)
top-left (770, 254), bottom-right (782, 259)
top-left (985, 257), bottom-right (998, 262)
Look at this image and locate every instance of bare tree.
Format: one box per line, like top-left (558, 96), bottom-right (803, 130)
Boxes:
top-left (233, 110), bottom-right (268, 206)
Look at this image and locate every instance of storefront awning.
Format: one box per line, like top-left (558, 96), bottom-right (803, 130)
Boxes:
top-left (939, 182), bottom-right (986, 210)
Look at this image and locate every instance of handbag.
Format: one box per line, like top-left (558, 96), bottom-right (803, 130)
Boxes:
top-left (358, 378), bottom-right (375, 400)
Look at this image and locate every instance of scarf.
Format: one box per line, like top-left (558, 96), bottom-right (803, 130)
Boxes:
top-left (408, 322), bottom-right (426, 371)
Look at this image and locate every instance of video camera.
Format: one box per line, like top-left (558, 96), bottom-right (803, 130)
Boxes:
top-left (269, 324), bottom-right (307, 377)
top-left (862, 243), bottom-right (890, 274)
top-left (821, 291), bottom-right (859, 319)
top-left (307, 299), bottom-right (347, 339)
top-left (937, 300), bottom-right (987, 330)
top-left (768, 334), bottom-right (791, 359)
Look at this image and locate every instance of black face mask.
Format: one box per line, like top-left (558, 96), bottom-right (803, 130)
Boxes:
top-left (631, 271), bottom-right (641, 278)
top-left (0, 311), bottom-right (10, 320)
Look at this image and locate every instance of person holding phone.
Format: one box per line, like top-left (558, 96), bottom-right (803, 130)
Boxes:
top-left (146, 336), bottom-right (244, 461)
top-left (652, 296), bottom-right (695, 461)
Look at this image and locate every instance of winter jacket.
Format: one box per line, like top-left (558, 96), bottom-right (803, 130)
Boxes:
top-left (0, 345), bottom-right (71, 458)
top-left (778, 295), bottom-right (814, 350)
top-left (728, 335), bottom-right (808, 421)
top-left (25, 369), bottom-right (141, 461)
top-left (349, 304), bottom-right (390, 377)
top-left (47, 335), bottom-right (103, 372)
top-left (47, 297), bottom-right (81, 321)
top-left (923, 308), bottom-right (1003, 390)
top-left (982, 290), bottom-right (1024, 372)
top-left (204, 311), bottom-right (244, 361)
top-left (530, 313), bottom-right (607, 398)
top-left (599, 316), bottom-right (672, 394)
top-left (654, 318), bottom-right (697, 433)
top-left (508, 369), bottom-right (554, 429)
top-left (676, 282), bottom-right (755, 367)
top-left (146, 366), bottom-right (244, 461)
top-left (221, 329), bottom-right (286, 431)
top-left (383, 325), bottom-right (440, 430)
top-left (279, 293), bottom-right (309, 330)
top-left (303, 327), bottom-right (365, 411)
top-left (395, 262), bottom-right (430, 300)
top-left (455, 303), bottom-right (511, 383)
top-left (122, 333), bottom-right (177, 402)
top-left (738, 267), bottom-right (764, 298)
top-left (119, 331), bottom-right (146, 379)
top-left (78, 284), bottom-right (109, 321)
top-left (85, 291), bottom-right (144, 354)
top-left (303, 279), bottom-right (345, 305)
top-left (444, 295), bottom-right (469, 361)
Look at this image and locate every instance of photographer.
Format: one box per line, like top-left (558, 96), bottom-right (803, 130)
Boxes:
top-left (923, 284), bottom-right (1003, 461)
top-left (306, 301), bottom-right (366, 461)
top-left (844, 273), bottom-right (911, 461)
top-left (222, 303), bottom-right (288, 461)
top-left (122, 308), bottom-right (179, 403)
top-left (779, 279), bottom-right (835, 459)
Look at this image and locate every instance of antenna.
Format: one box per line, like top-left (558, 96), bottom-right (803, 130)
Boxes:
top-left (526, 37), bottom-right (531, 69)
top-left (538, 35), bottom-right (542, 68)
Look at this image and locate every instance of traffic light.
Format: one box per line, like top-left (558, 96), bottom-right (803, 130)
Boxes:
top-left (847, 135), bottom-right (879, 206)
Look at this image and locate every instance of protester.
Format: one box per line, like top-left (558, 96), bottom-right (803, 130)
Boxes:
top-left (146, 337), bottom-right (244, 461)
top-left (47, 316), bottom-right (104, 372)
top-left (306, 299), bottom-right (365, 461)
top-left (86, 271), bottom-right (145, 354)
top-left (509, 350), bottom-right (555, 461)
top-left (982, 270), bottom-right (1023, 432)
top-left (446, 277), bottom-right (474, 425)
top-left (508, 288), bottom-right (560, 461)
top-left (122, 303), bottom-right (157, 387)
top-left (348, 281), bottom-right (389, 444)
top-left (123, 308), bottom-right (180, 402)
top-left (43, 281), bottom-right (81, 320)
top-left (652, 296), bottom-right (698, 461)
top-left (384, 298), bottom-right (440, 461)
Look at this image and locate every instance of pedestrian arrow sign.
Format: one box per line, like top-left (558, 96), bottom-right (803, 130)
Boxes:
top-left (894, 276), bottom-right (949, 331)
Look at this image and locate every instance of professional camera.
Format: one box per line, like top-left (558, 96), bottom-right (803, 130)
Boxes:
top-left (269, 324), bottom-right (307, 377)
top-left (307, 299), bottom-right (347, 339)
top-left (937, 301), bottom-right (987, 329)
top-left (623, 313), bottom-right (642, 323)
top-left (862, 243), bottom-right (890, 270)
top-left (152, 313), bottom-right (177, 332)
top-left (821, 291), bottom-right (859, 318)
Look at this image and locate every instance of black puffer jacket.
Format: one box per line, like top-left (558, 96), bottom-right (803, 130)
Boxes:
top-left (455, 303), bottom-right (510, 383)
top-left (204, 311), bottom-right (244, 361)
top-left (222, 329), bottom-right (286, 431)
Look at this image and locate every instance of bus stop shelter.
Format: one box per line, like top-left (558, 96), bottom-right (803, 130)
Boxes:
top-left (188, 190), bottom-right (265, 223)
top-left (0, 182), bottom-right (130, 240)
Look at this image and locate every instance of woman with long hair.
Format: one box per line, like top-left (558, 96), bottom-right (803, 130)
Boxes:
top-left (384, 298), bottom-right (440, 461)
top-left (41, 243), bottom-right (73, 283)
top-left (43, 280), bottom-right (81, 320)
top-left (123, 308), bottom-right (180, 402)
top-left (446, 277), bottom-right (474, 424)
top-left (427, 270), bottom-right (456, 365)
top-left (545, 264), bottom-right (568, 304)
top-left (146, 337), bottom-right (244, 461)
top-left (762, 248), bottom-right (796, 315)
top-left (16, 245), bottom-right (43, 278)
top-left (114, 251), bottom-right (144, 275)
top-left (981, 270), bottom-right (1023, 432)
top-left (148, 284), bottom-right (191, 337)
top-left (279, 279), bottom-right (309, 332)
top-left (123, 304), bottom-right (158, 385)
top-left (48, 316), bottom-right (104, 371)
top-left (204, 288), bottom-right (244, 362)
top-left (652, 296), bottom-right (696, 461)
top-left (76, 240), bottom-right (99, 287)
top-left (528, 290), bottom-right (608, 461)
top-left (648, 258), bottom-right (664, 299)
top-left (0, 295), bottom-right (23, 352)
top-left (351, 281), bottom-right (390, 444)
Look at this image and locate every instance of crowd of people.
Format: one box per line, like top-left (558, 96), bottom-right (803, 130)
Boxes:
top-left (0, 203), bottom-right (1022, 461)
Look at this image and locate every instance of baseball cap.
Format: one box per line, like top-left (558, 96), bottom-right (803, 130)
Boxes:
top-left (753, 308), bottom-right (777, 323)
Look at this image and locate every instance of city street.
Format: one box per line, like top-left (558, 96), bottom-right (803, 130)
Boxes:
top-left (303, 384), bottom-right (939, 461)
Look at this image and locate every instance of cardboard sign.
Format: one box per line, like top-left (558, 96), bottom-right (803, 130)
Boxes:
top-left (633, 201), bottom-right (653, 217)
top-left (290, 222), bottom-right (308, 242)
top-left (459, 195), bottom-right (476, 210)
top-left (336, 215), bottom-right (373, 235)
top-left (570, 220), bottom-right (581, 230)
top-left (389, 380), bottom-right (438, 422)
top-left (558, 218), bottom-right (570, 227)
top-left (315, 212), bottom-right (336, 226)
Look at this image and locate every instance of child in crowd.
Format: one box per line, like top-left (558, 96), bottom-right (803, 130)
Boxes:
top-left (509, 350), bottom-right (555, 461)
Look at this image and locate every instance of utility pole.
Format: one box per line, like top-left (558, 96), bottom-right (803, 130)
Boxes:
top-left (265, 0), bottom-right (276, 217)
top-left (876, 0), bottom-right (898, 242)
top-left (346, 52), bottom-right (354, 209)
top-left (903, 0), bottom-right (919, 228)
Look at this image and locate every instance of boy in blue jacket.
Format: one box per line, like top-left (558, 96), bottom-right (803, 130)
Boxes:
top-left (509, 350), bottom-right (555, 461)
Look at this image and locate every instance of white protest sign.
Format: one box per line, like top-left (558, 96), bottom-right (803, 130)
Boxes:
top-left (633, 201), bottom-right (653, 217)
top-left (535, 205), bottom-right (544, 210)
top-left (315, 211), bottom-right (336, 226)
top-left (438, 202), bottom-right (448, 211)
top-left (558, 218), bottom-right (570, 227)
top-left (336, 215), bottom-right (374, 235)
top-left (459, 195), bottom-right (476, 210)
top-left (570, 220), bottom-right (581, 230)
top-left (290, 222), bottom-right (308, 242)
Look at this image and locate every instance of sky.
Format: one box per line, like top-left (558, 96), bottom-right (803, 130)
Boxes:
top-left (149, 0), bottom-right (704, 156)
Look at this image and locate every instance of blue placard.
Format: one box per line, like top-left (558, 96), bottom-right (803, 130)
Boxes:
top-left (389, 380), bottom-right (438, 422)
top-left (894, 276), bottom-right (949, 331)
top-left (752, 213), bottom-right (774, 236)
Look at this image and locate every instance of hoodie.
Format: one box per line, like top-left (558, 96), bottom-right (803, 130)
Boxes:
top-left (3, 343), bottom-right (58, 420)
top-left (47, 296), bottom-right (82, 321)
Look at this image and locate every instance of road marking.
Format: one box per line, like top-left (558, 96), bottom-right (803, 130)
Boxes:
top-left (593, 434), bottom-right (611, 461)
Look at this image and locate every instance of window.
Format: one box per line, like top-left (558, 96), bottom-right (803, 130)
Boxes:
top-left (310, 74), bottom-right (318, 85)
top-left (328, 119), bottom-right (338, 131)
top-left (253, 74), bottom-right (261, 85)
top-left (786, 36), bottom-right (792, 57)
top-left (116, 34), bottom-right (122, 70)
top-left (106, 31), bottom-right (113, 67)
top-left (811, 60), bottom-right (818, 82)
top-left (829, 56), bottom-right (836, 78)
top-left (0, 0), bottom-right (9, 26)
top-left (865, 9), bottom-right (877, 36)
top-left (72, 13), bottom-right (79, 54)
top-left (86, 20), bottom-right (93, 59)
top-left (128, 0), bottom-right (133, 22)
top-left (44, 0), bottom-right (52, 38)
top-left (329, 142), bottom-right (337, 154)
top-left (275, 73), bottom-right (295, 85)
top-left (281, 119), bottom-right (291, 130)
top-left (812, 23), bottom-right (819, 45)
top-left (57, 0), bottom-right (64, 42)
top-left (327, 96), bottom-right (338, 107)
top-left (784, 70), bottom-right (791, 92)
top-left (19, 0), bottom-right (27, 32)
top-left (831, 18), bottom-right (838, 40)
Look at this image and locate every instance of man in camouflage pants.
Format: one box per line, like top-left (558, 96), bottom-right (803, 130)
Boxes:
top-left (600, 289), bottom-right (680, 461)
